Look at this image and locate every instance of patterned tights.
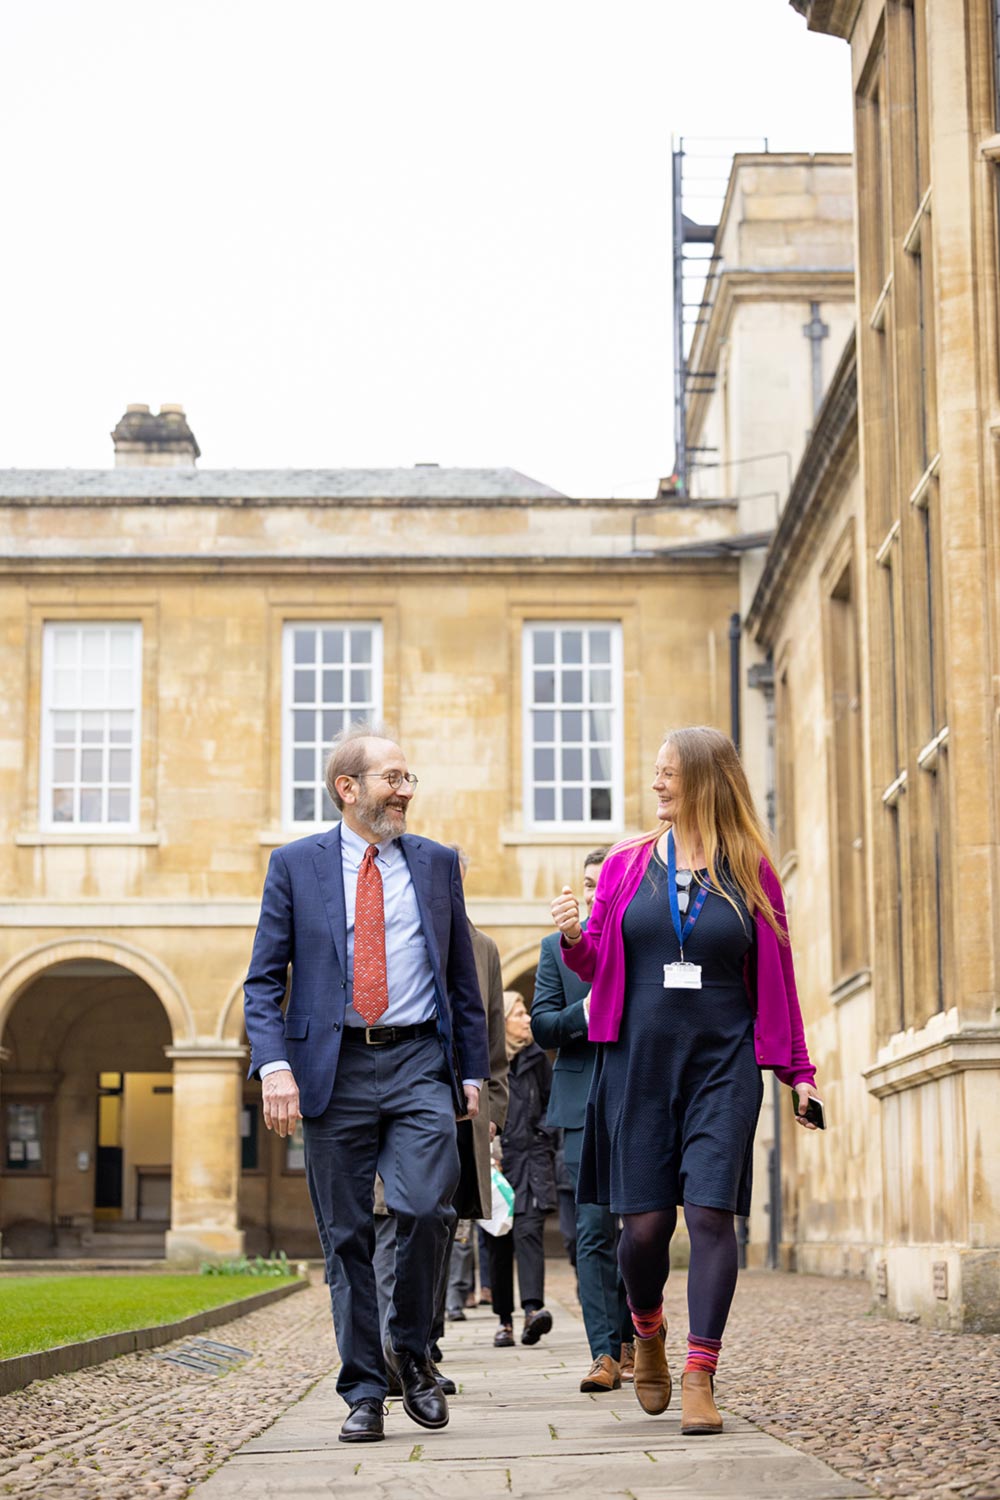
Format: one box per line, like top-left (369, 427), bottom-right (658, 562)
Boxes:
top-left (618, 1202), bottom-right (738, 1342)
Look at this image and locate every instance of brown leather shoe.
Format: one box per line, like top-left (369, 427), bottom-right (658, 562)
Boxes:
top-left (632, 1322), bottom-right (671, 1415)
top-left (579, 1354), bottom-right (621, 1392)
top-left (680, 1369), bottom-right (723, 1434)
top-left (619, 1341), bottom-right (635, 1383)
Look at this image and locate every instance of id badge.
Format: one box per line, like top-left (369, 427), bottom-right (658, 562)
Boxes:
top-left (663, 961), bottom-right (702, 990)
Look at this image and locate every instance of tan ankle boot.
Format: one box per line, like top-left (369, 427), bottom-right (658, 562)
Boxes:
top-left (680, 1369), bottom-right (723, 1434)
top-left (579, 1354), bottom-right (620, 1392)
top-left (632, 1322), bottom-right (671, 1415)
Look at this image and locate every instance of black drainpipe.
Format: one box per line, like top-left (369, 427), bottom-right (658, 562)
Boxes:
top-left (729, 613), bottom-right (742, 753)
top-left (729, 611), bottom-right (750, 1268)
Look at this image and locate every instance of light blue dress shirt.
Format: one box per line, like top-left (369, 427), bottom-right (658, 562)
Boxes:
top-left (338, 820), bottom-right (437, 1028)
top-left (260, 821), bottom-right (481, 1088)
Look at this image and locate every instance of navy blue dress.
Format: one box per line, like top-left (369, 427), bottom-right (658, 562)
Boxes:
top-left (577, 851), bottom-right (763, 1216)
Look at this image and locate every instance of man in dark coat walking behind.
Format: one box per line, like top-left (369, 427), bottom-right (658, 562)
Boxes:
top-left (488, 991), bottom-right (556, 1348)
top-left (530, 846), bottom-right (634, 1392)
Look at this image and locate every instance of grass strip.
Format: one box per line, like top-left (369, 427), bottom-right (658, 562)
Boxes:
top-left (0, 1274), bottom-right (296, 1358)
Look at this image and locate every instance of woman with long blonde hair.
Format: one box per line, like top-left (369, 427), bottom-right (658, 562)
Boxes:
top-left (550, 727), bottom-right (821, 1436)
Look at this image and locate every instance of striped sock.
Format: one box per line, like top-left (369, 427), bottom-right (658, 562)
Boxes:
top-left (685, 1332), bottom-right (722, 1374)
top-left (627, 1299), bottom-right (664, 1340)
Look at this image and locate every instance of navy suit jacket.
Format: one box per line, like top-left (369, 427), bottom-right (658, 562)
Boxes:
top-left (243, 824), bottom-right (491, 1119)
top-left (529, 926), bottom-right (595, 1131)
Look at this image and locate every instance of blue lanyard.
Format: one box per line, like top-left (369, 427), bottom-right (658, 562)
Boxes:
top-left (666, 830), bottom-right (710, 957)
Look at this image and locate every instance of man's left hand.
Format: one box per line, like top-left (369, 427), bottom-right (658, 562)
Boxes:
top-left (461, 1083), bottom-right (480, 1121)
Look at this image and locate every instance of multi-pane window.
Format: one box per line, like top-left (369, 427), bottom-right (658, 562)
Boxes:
top-left (523, 623), bottom-right (622, 827)
top-left (282, 623), bottom-right (383, 827)
top-left (240, 1103), bottom-right (260, 1172)
top-left (5, 1102), bottom-right (45, 1173)
top-left (774, 662), bottom-right (797, 860)
top-left (826, 557), bottom-right (868, 982)
top-left (286, 1121), bottom-right (306, 1172)
top-left (40, 623), bottom-right (142, 829)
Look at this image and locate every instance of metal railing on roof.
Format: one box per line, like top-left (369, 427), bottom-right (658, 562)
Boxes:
top-left (672, 135), bottom-right (769, 495)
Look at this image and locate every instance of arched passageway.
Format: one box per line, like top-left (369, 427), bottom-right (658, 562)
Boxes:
top-left (506, 965), bottom-right (538, 1008)
top-left (1, 958), bottom-right (174, 1258)
top-left (235, 1026), bottom-right (321, 1259)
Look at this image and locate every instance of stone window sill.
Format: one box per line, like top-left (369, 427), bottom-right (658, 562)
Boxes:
top-left (500, 829), bottom-right (626, 847)
top-left (831, 968), bottom-right (871, 1006)
top-left (15, 831), bottom-right (161, 847)
top-left (258, 829), bottom-right (327, 846)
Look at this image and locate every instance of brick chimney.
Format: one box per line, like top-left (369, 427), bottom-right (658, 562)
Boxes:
top-left (111, 403), bottom-right (200, 468)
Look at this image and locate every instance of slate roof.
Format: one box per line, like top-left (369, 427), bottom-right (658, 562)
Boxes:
top-left (0, 467), bottom-right (567, 501)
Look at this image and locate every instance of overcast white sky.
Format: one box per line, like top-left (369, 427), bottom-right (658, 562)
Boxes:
top-left (0, 1), bottom-right (853, 497)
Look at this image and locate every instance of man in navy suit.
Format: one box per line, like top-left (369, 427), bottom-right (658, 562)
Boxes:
top-left (530, 847), bottom-right (633, 1394)
top-left (244, 723), bottom-right (490, 1444)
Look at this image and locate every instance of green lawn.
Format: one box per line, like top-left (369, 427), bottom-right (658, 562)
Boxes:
top-left (0, 1274), bottom-right (295, 1358)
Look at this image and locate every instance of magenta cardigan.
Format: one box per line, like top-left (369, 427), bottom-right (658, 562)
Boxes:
top-left (560, 841), bottom-right (816, 1089)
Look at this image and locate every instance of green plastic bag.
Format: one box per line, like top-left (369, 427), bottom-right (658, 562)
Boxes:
top-left (477, 1164), bottom-right (515, 1237)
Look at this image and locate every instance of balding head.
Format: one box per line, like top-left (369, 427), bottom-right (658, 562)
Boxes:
top-left (325, 722), bottom-right (397, 811)
top-left (324, 720), bottom-right (414, 843)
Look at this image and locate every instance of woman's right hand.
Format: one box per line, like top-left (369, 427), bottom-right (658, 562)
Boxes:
top-left (551, 886), bottom-right (583, 944)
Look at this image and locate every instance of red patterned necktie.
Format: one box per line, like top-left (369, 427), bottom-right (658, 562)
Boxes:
top-left (353, 843), bottom-right (389, 1025)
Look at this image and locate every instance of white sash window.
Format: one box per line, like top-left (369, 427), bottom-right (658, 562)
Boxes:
top-left (523, 622), bottom-right (623, 829)
top-left (282, 622), bottom-right (383, 828)
top-left (40, 623), bottom-right (142, 830)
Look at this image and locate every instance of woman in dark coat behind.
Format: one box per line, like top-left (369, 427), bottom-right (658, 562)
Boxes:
top-left (488, 992), bottom-right (557, 1348)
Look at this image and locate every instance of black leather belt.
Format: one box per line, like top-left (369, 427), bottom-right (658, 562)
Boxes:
top-left (341, 1018), bottom-right (439, 1047)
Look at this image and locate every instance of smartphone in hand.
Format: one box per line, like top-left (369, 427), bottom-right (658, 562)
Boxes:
top-left (792, 1090), bottom-right (827, 1129)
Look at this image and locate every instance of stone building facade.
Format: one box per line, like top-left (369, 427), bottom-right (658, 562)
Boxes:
top-left (0, 411), bottom-right (740, 1262)
top-left (749, 0), bottom-right (1000, 1330)
top-left (682, 151), bottom-right (857, 1270)
top-left (681, 45), bottom-right (1000, 1329)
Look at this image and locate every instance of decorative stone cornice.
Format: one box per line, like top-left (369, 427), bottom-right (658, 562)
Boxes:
top-left (862, 1006), bottom-right (1000, 1097)
top-left (0, 553), bottom-right (737, 579)
top-left (788, 0), bottom-right (862, 40)
top-left (165, 1045), bottom-right (247, 1061)
top-left (864, 1031), bottom-right (1000, 1097)
top-left (745, 332), bottom-right (858, 644)
top-left (686, 268), bottom-right (855, 447)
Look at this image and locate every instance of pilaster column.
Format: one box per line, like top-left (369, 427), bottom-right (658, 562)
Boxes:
top-left (164, 1045), bottom-right (246, 1265)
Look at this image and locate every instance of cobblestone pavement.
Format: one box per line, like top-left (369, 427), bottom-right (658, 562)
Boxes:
top-left (1, 1265), bottom-right (998, 1498)
top-left (0, 1282), bottom-right (337, 1498)
top-left (711, 1268), bottom-right (1000, 1500)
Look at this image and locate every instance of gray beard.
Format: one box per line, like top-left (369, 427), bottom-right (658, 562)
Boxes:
top-left (356, 789), bottom-right (407, 841)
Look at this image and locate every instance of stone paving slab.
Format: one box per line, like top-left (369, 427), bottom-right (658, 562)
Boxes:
top-left (191, 1291), bottom-right (871, 1500)
top-left (3, 1262), bottom-right (996, 1498)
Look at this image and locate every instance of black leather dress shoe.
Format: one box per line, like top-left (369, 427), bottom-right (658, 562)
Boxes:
top-left (520, 1307), bottom-right (553, 1345)
top-left (339, 1399), bottom-right (385, 1443)
top-left (428, 1357), bottom-right (456, 1395)
top-left (395, 1350), bottom-right (450, 1429)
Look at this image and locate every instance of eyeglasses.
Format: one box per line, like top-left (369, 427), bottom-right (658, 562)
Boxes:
top-left (355, 771), bottom-right (419, 791)
top-left (675, 868), bottom-right (693, 915)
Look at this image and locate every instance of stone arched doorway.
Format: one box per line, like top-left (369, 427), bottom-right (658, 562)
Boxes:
top-left (229, 1025), bottom-right (321, 1260)
top-left (0, 955), bottom-right (175, 1259)
top-left (502, 942), bottom-right (541, 1010)
top-left (217, 972), bottom-right (320, 1259)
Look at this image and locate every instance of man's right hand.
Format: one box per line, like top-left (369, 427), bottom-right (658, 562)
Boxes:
top-left (262, 1069), bottom-right (301, 1137)
top-left (551, 886), bottom-right (582, 943)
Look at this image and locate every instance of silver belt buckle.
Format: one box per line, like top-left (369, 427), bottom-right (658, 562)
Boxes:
top-left (365, 1025), bottom-right (391, 1046)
